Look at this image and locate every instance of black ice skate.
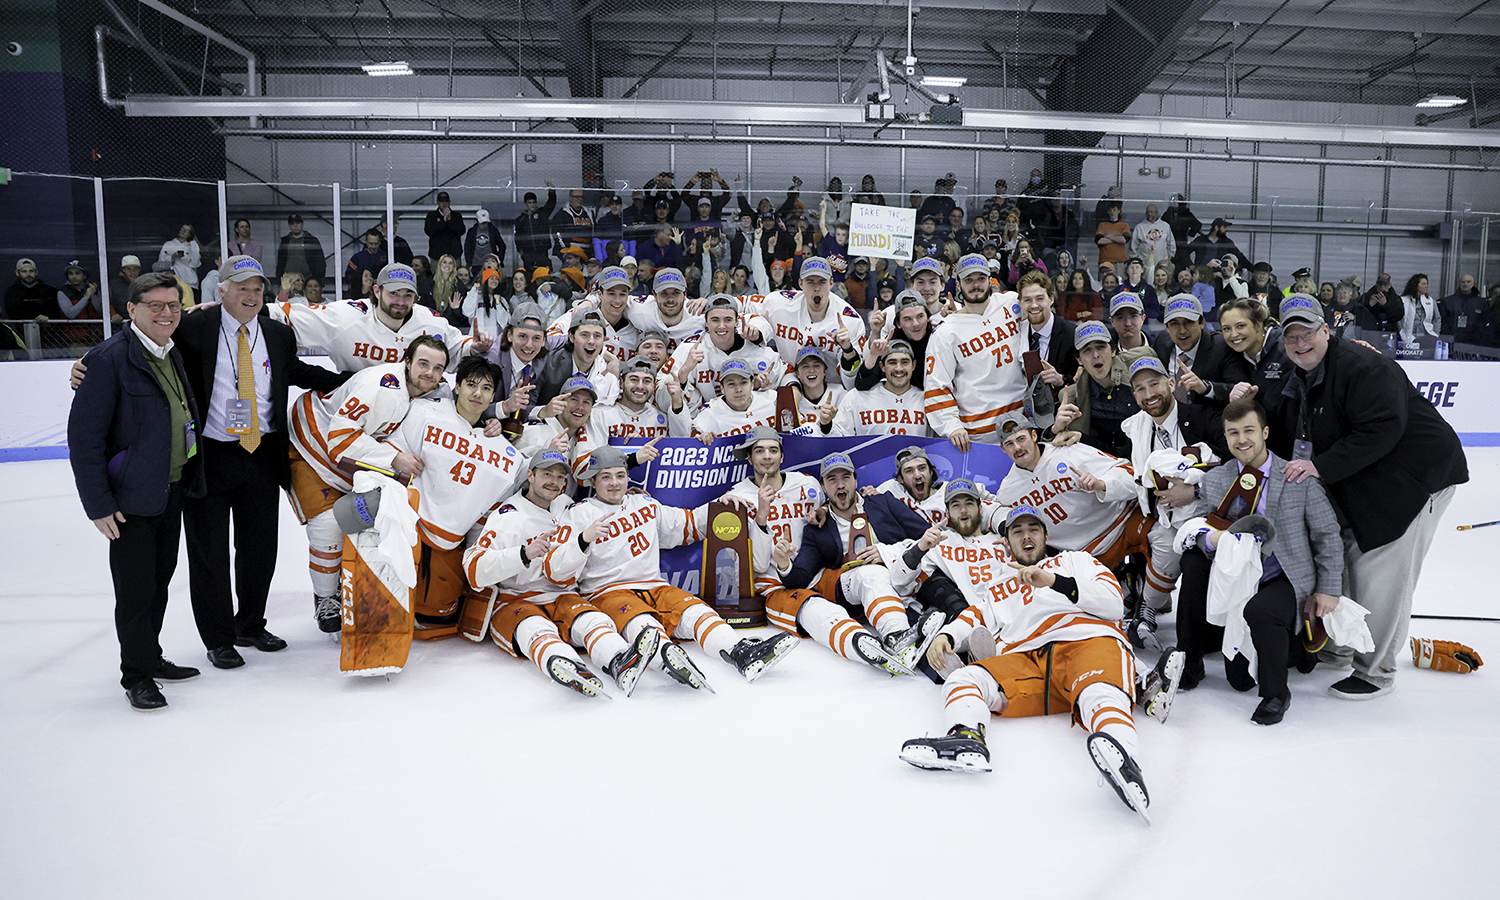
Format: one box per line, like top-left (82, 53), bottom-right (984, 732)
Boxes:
top-left (899, 723), bottom-right (991, 773)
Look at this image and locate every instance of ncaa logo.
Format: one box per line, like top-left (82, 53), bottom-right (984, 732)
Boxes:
top-left (656, 414), bottom-right (665, 425)
top-left (1056, 462), bottom-right (1068, 474)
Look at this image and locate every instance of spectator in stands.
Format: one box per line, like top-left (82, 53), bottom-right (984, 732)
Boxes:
top-left (464, 266), bottom-right (510, 339)
top-left (57, 260), bottom-right (102, 346)
top-left (511, 184), bottom-right (556, 272)
top-left (639, 224), bottom-right (684, 272)
top-left (1152, 263), bottom-right (1173, 302)
top-left (345, 230), bottom-right (387, 296)
top-left (1324, 282), bottom-right (1361, 340)
top-left (1248, 262), bottom-right (1284, 318)
top-left (1163, 194), bottom-right (1202, 267)
top-left (1319, 281), bottom-right (1337, 305)
top-left (5, 257), bottom-right (55, 328)
top-left (1176, 265), bottom-right (1216, 318)
top-left (1440, 274), bottom-right (1493, 348)
top-left (410, 256), bottom-right (434, 307)
top-left (595, 194), bottom-right (625, 245)
top-left (198, 256), bottom-right (222, 304)
top-left (276, 272), bottom-right (306, 305)
top-left (462, 208), bottom-right (505, 272)
top-left (226, 219), bottom-right (264, 266)
top-left (68, 271), bottom-right (205, 711)
top-left (1360, 273), bottom-right (1404, 335)
top-left (1213, 256), bottom-right (1250, 310)
top-left (160, 224), bottom-right (202, 288)
top-left (1009, 238), bottom-right (1047, 285)
top-left (1032, 193), bottom-right (1075, 252)
top-left (685, 195), bottom-right (723, 245)
top-left (303, 277), bottom-right (325, 305)
top-left (109, 255), bottom-right (141, 321)
top-left (1095, 201), bottom-right (1130, 269)
top-left (1400, 273), bottom-right (1442, 345)
top-left (941, 206), bottom-right (966, 244)
top-left (1130, 204), bottom-right (1175, 270)
top-left (276, 214), bottom-right (326, 284)
top-left (1099, 270), bottom-right (1121, 304)
top-left (365, 220), bottom-right (413, 267)
top-left (553, 188), bottom-right (595, 256)
top-left (854, 174), bottom-right (886, 207)
top-left (684, 169), bottom-right (732, 219)
top-left (918, 175), bottom-right (959, 225)
top-left (356, 268), bottom-right (378, 302)
top-left (1060, 269), bottom-right (1105, 322)
top-left (645, 172), bottom-right (685, 221)
top-left (423, 190), bottom-right (466, 262)
top-left (1188, 218), bottom-right (1249, 270)
top-left (1092, 185), bottom-right (1123, 223)
top-left (1120, 257), bottom-right (1159, 322)
top-left (623, 190), bottom-right (650, 228)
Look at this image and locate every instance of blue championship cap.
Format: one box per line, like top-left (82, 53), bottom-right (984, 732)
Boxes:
top-left (945, 478), bottom-right (981, 503)
top-left (799, 257), bottom-right (832, 281)
top-left (1004, 504), bottom-right (1047, 532)
top-left (529, 449), bottom-right (571, 472)
top-left (1128, 356), bottom-right (1169, 380)
top-left (1278, 293), bottom-right (1324, 328)
top-left (1073, 320), bottom-right (1112, 350)
top-left (910, 257), bottom-right (945, 278)
top-left (220, 255), bottom-right (264, 284)
top-left (794, 345), bottom-right (827, 367)
top-left (1109, 292), bottom-right (1144, 316)
top-left (819, 452), bottom-right (856, 478)
top-left (653, 267), bottom-right (687, 292)
top-left (1162, 294), bottom-right (1203, 323)
top-left (719, 358), bottom-right (753, 381)
top-left (562, 375), bottom-right (598, 398)
top-left (376, 263), bottom-right (417, 289)
top-left (955, 253), bottom-right (990, 280)
top-left (596, 266), bottom-right (630, 290)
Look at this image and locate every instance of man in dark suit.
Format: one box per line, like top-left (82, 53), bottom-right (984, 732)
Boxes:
top-left (1272, 294), bottom-right (1467, 700)
top-left (487, 302), bottom-right (549, 427)
top-left (69, 272), bottom-right (207, 711)
top-left (174, 256), bottom-right (349, 666)
top-left (1151, 294), bottom-right (1250, 409)
top-left (782, 452), bottom-right (946, 667)
top-left (1014, 271), bottom-right (1077, 428)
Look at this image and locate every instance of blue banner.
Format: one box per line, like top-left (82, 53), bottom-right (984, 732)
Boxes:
top-left (610, 434), bottom-right (1014, 592)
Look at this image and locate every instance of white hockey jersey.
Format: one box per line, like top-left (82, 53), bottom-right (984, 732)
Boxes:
top-left (288, 361), bottom-right (413, 492)
top-left (829, 382), bottom-right (929, 436)
top-left (889, 530), bottom-right (1015, 616)
top-left (544, 495), bottom-right (707, 597)
top-left (545, 302), bottom-right (639, 362)
top-left (691, 390), bottom-right (778, 439)
top-left (874, 478), bottom-right (1008, 531)
top-left (388, 397), bottom-right (527, 550)
top-left (661, 333), bottom-right (782, 409)
top-left (269, 299), bottom-right (472, 371)
top-left (742, 290), bottom-right (867, 386)
top-left (574, 400), bottom-right (691, 473)
top-left (995, 443), bottom-right (1138, 556)
top-left (723, 471), bottom-right (823, 591)
top-left (923, 292), bottom-right (1027, 441)
top-left (463, 492), bottom-right (575, 599)
top-left (934, 550), bottom-right (1126, 656)
top-left (626, 296), bottom-right (704, 353)
top-left (792, 384), bottom-right (847, 428)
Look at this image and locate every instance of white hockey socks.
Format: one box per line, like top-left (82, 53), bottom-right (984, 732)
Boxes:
top-left (514, 615), bottom-right (579, 677)
top-left (306, 509), bottom-right (344, 597)
top-left (798, 596), bottom-right (870, 662)
top-left (571, 610), bottom-right (630, 670)
top-left (1077, 682), bottom-right (1139, 757)
top-left (943, 665), bottom-right (1003, 732)
top-left (677, 603), bottom-right (737, 657)
top-left (866, 595), bottom-right (910, 639)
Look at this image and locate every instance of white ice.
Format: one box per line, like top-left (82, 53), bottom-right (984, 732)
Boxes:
top-left (2, 451), bottom-right (1498, 898)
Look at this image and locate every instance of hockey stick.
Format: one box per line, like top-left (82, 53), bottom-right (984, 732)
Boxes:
top-left (1456, 520), bottom-right (1500, 531)
top-left (1411, 614), bottom-right (1500, 623)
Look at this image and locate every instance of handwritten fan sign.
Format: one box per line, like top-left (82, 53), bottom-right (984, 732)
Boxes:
top-left (849, 202), bottom-right (916, 262)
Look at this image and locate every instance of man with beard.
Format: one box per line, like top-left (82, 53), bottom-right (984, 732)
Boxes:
top-left (743, 256), bottom-right (867, 387)
top-left (626, 267), bottom-right (705, 353)
top-left (268, 263), bottom-right (492, 370)
top-left (575, 358), bottom-right (688, 473)
top-left (691, 359), bottom-right (779, 441)
top-left (898, 505), bottom-right (1150, 822)
top-left (534, 308), bottom-right (620, 407)
top-left (869, 444), bottom-right (1005, 531)
top-left (545, 448), bottom-right (798, 691)
top-left (663, 295), bottom-right (780, 408)
top-left (781, 453), bottom-right (947, 673)
top-left (287, 335), bottom-right (449, 633)
top-left (924, 254), bottom-right (1027, 450)
top-left (724, 428), bottom-right (912, 676)
top-left (830, 340), bottom-right (929, 437)
top-left (463, 450), bottom-right (659, 698)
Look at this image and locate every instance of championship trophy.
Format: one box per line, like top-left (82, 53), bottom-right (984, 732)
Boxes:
top-left (776, 384), bottom-right (800, 433)
top-left (1206, 466), bottom-right (1266, 531)
top-left (701, 501), bottom-right (764, 627)
top-left (841, 513), bottom-right (878, 569)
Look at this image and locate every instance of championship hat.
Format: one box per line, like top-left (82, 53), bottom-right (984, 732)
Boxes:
top-left (1278, 293), bottom-right (1325, 328)
top-left (1004, 504), bottom-right (1047, 533)
top-left (561, 375), bottom-right (598, 399)
top-left (528, 449), bottom-right (571, 473)
top-left (719, 358), bottom-right (753, 382)
top-left (819, 452), bottom-right (856, 479)
top-left (1073, 321), bottom-right (1112, 350)
top-left (733, 425), bottom-right (783, 460)
top-left (1162, 294), bottom-right (1203, 323)
top-left (945, 478), bottom-right (982, 503)
top-left (1109, 292), bottom-right (1144, 316)
top-left (596, 266), bottom-right (630, 290)
top-left (794, 345), bottom-right (827, 368)
top-left (909, 257), bottom-right (945, 279)
top-left (955, 253), bottom-right (990, 280)
top-left (654, 267), bottom-right (687, 292)
top-left (799, 257), bottom-right (832, 281)
top-left (578, 446), bottom-right (628, 481)
top-left (332, 488), bottom-right (382, 535)
top-left (220, 255), bottom-right (265, 284)
top-left (376, 263), bottom-right (418, 290)
top-left (1128, 356), bottom-right (1169, 382)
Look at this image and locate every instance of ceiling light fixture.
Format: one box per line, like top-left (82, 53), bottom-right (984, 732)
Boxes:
top-left (920, 75), bottom-right (968, 88)
top-left (1415, 94), bottom-right (1466, 108)
top-left (362, 61), bottom-right (414, 77)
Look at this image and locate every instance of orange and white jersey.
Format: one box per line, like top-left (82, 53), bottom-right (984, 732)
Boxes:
top-left (544, 495), bottom-right (707, 597)
top-left (792, 384), bottom-right (846, 427)
top-left (661, 334), bottom-right (782, 409)
top-left (829, 382), bottom-right (929, 437)
top-left (513, 417), bottom-right (587, 483)
top-left (874, 478), bottom-right (1008, 530)
top-left (463, 493), bottom-right (574, 597)
top-left (691, 390), bottom-right (777, 440)
top-left (388, 397), bottom-right (526, 550)
top-left (890, 530), bottom-right (1015, 617)
top-left (269, 299), bottom-right (471, 370)
top-left (724, 471), bottom-right (823, 590)
top-left (938, 550), bottom-right (1126, 656)
top-left (574, 400), bottom-right (691, 474)
top-left (996, 443), bottom-right (1137, 556)
top-left (923, 292), bottom-right (1026, 441)
top-left (289, 361), bottom-right (413, 492)
top-left (741, 290), bottom-right (867, 386)
top-left (545, 304), bottom-right (639, 362)
top-left (626, 296), bottom-right (704, 353)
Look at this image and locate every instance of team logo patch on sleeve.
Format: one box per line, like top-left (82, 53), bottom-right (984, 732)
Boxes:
top-left (842, 307), bottom-right (859, 318)
top-left (351, 300), bottom-right (369, 313)
top-left (379, 373), bottom-right (401, 389)
top-left (1056, 462), bottom-right (1069, 474)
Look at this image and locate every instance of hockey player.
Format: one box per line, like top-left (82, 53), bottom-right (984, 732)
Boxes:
top-left (781, 453), bottom-right (947, 670)
top-left (534, 308), bottom-right (620, 408)
top-left (742, 256), bottom-right (867, 386)
top-left (663, 295), bottom-right (780, 409)
top-left (546, 265), bottom-right (638, 362)
top-left (386, 356), bottom-right (528, 639)
top-left (288, 335), bottom-right (449, 632)
top-left (543, 447), bottom-right (798, 690)
top-left (924, 253), bottom-right (1026, 450)
top-left (856, 292), bottom-right (939, 390)
top-left (691, 359), bottom-right (777, 441)
top-left (787, 346), bottom-right (846, 429)
top-left (869, 445), bottom-right (1004, 531)
top-left (1120, 356), bottom-right (1224, 649)
top-left (269, 263), bottom-right (491, 370)
top-left (625, 267), bottom-right (704, 352)
top-left (575, 357), bottom-right (689, 473)
top-left (899, 505), bottom-right (1151, 823)
top-left (513, 374), bottom-right (603, 487)
top-left (724, 428), bottom-right (912, 675)
top-left (463, 449), bottom-right (659, 698)
top-left (829, 339), bottom-right (929, 437)
top-left (994, 414), bottom-right (1146, 570)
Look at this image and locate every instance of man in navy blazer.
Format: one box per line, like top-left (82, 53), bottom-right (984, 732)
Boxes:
top-left (69, 272), bottom-right (206, 711)
top-left (782, 452), bottom-right (946, 667)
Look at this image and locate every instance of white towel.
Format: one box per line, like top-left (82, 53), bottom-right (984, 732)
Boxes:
top-left (351, 471), bottom-right (420, 593)
top-left (1323, 596), bottom-right (1375, 653)
top-left (1174, 515), bottom-right (1213, 554)
top-left (1147, 447), bottom-right (1211, 486)
top-left (1205, 533), bottom-right (1264, 675)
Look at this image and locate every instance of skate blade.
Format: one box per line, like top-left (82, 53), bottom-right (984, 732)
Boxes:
top-left (550, 659), bottom-right (610, 699)
top-left (661, 644), bottom-right (715, 693)
top-left (615, 630), bottom-right (661, 698)
top-left (1147, 652), bottom-right (1185, 724)
top-left (1088, 738), bottom-right (1151, 824)
top-left (853, 633), bottom-right (915, 676)
top-left (899, 745), bottom-right (992, 773)
top-left (742, 635), bottom-right (799, 683)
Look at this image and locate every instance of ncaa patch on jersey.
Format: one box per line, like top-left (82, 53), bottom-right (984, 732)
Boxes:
top-left (1057, 462), bottom-right (1068, 474)
top-left (657, 414), bottom-right (666, 424)
top-left (379, 374), bottom-right (401, 389)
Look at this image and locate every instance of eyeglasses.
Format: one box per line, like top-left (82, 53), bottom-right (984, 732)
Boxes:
top-left (137, 300), bottom-right (183, 313)
top-left (1282, 325), bottom-right (1325, 348)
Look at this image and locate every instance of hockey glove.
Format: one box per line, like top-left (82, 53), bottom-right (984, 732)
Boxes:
top-left (1411, 638), bottom-right (1484, 674)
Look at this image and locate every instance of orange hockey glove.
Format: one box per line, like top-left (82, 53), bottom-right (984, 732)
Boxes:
top-left (1411, 638), bottom-right (1484, 674)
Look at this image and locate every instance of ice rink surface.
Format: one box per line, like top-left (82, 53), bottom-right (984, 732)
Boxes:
top-left (3, 451), bottom-right (1498, 899)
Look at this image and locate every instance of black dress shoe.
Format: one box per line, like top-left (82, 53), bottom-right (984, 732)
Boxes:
top-left (1179, 655), bottom-right (1206, 692)
top-left (155, 659), bottom-right (201, 681)
top-left (207, 646), bottom-right (246, 669)
top-left (235, 627), bottom-right (288, 652)
top-left (126, 681), bottom-right (168, 712)
top-left (1251, 691), bottom-right (1291, 726)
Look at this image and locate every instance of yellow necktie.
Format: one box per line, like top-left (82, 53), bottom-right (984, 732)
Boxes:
top-left (237, 324), bottom-right (262, 453)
